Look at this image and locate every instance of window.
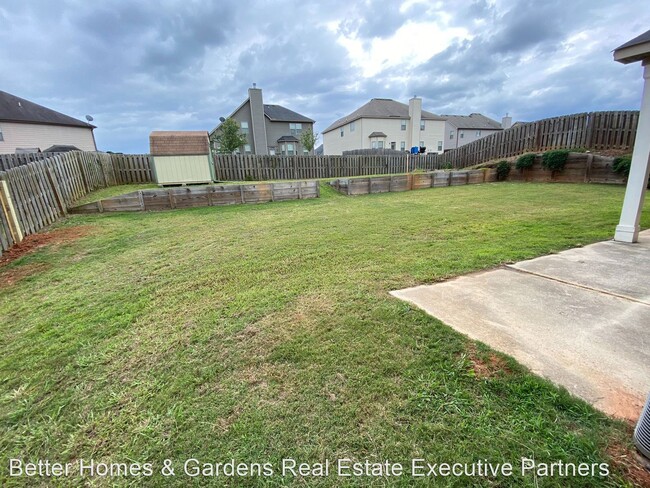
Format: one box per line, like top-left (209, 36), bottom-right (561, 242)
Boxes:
top-left (0, 127), bottom-right (3, 141)
top-left (459, 130), bottom-right (464, 139)
top-left (377, 141), bottom-right (384, 149)
top-left (287, 143), bottom-right (295, 155)
top-left (476, 130), bottom-right (481, 137)
top-left (350, 121), bottom-right (355, 132)
top-left (437, 141), bottom-right (443, 151)
top-left (244, 144), bottom-right (252, 154)
top-left (303, 147), bottom-right (309, 154)
top-left (419, 141), bottom-right (424, 147)
top-left (420, 120), bottom-right (425, 130)
top-left (269, 147), bottom-right (276, 156)
top-left (400, 141), bottom-right (405, 151)
top-left (449, 131), bottom-right (454, 139)
top-left (390, 142), bottom-right (396, 150)
top-left (290, 123), bottom-right (302, 135)
top-left (371, 141), bottom-right (377, 149)
top-left (340, 128), bottom-right (344, 137)
top-left (241, 121), bottom-right (249, 134)
top-left (400, 120), bottom-right (407, 130)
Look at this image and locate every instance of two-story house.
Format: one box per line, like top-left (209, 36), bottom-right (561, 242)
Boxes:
top-left (210, 86), bottom-right (315, 156)
top-left (441, 113), bottom-right (511, 150)
top-left (321, 97), bottom-right (446, 155)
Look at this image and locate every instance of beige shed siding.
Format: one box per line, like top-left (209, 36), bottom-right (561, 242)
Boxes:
top-left (153, 155), bottom-right (213, 185)
top-left (323, 118), bottom-right (445, 155)
top-left (0, 121), bottom-right (96, 153)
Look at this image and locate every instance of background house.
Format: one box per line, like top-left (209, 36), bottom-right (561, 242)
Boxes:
top-left (0, 90), bottom-right (96, 154)
top-left (441, 113), bottom-right (511, 150)
top-left (322, 97), bottom-right (446, 155)
top-left (210, 86), bottom-right (315, 156)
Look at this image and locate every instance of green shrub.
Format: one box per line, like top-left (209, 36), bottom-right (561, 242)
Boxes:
top-left (515, 153), bottom-right (536, 170)
top-left (541, 150), bottom-right (569, 172)
top-left (612, 155), bottom-right (632, 177)
top-left (441, 162), bottom-right (453, 170)
top-left (496, 160), bottom-right (510, 181)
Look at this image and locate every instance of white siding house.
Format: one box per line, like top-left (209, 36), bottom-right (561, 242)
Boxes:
top-left (322, 98), bottom-right (446, 155)
top-left (0, 90), bottom-right (96, 154)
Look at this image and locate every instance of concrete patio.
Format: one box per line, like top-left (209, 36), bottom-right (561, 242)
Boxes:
top-left (391, 230), bottom-right (650, 421)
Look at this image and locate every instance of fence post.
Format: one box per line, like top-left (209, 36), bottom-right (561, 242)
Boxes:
top-left (45, 165), bottom-right (68, 216)
top-left (0, 180), bottom-right (23, 243)
top-left (584, 153), bottom-right (593, 183)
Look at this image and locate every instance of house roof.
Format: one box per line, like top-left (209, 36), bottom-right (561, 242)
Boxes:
top-left (368, 131), bottom-right (387, 138)
top-left (149, 131), bottom-right (210, 156)
top-left (323, 98), bottom-right (445, 133)
top-left (440, 113), bottom-right (503, 130)
top-left (264, 105), bottom-right (314, 123)
top-left (0, 90), bottom-right (95, 129)
top-left (613, 29), bottom-right (650, 64)
top-left (277, 135), bottom-right (300, 143)
top-left (43, 144), bottom-right (81, 153)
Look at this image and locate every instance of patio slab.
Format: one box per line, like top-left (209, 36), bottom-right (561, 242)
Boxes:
top-left (391, 230), bottom-right (650, 421)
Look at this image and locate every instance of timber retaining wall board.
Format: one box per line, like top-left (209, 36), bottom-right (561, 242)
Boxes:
top-left (69, 181), bottom-right (320, 214)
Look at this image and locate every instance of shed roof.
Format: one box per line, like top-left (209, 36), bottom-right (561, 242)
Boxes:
top-left (368, 131), bottom-right (387, 138)
top-left (0, 90), bottom-right (95, 129)
top-left (149, 131), bottom-right (210, 156)
top-left (440, 113), bottom-right (503, 130)
top-left (614, 29), bottom-right (650, 64)
top-left (323, 98), bottom-right (444, 133)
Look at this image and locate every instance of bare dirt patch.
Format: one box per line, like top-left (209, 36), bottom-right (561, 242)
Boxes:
top-left (0, 262), bottom-right (50, 289)
top-left (607, 441), bottom-right (650, 487)
top-left (466, 343), bottom-right (513, 379)
top-left (0, 225), bottom-right (93, 266)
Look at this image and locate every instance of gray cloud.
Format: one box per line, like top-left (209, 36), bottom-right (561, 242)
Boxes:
top-left (0, 0), bottom-right (648, 152)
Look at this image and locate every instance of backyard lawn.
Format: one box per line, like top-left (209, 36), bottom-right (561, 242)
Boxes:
top-left (1, 182), bottom-right (648, 486)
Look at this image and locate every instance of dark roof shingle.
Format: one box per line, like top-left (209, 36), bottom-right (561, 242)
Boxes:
top-left (0, 90), bottom-right (94, 128)
top-left (264, 104), bottom-right (314, 123)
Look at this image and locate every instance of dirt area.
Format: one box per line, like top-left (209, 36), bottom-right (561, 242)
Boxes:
top-left (0, 225), bottom-right (93, 266)
top-left (607, 440), bottom-right (650, 487)
top-left (465, 343), bottom-right (513, 379)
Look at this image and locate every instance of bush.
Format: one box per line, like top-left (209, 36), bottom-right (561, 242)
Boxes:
top-left (515, 153), bottom-right (536, 170)
top-left (496, 160), bottom-right (510, 181)
top-left (541, 150), bottom-right (569, 172)
top-left (612, 155), bottom-right (632, 177)
top-left (441, 162), bottom-right (453, 170)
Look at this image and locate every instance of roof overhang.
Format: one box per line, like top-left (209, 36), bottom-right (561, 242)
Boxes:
top-left (613, 30), bottom-right (650, 64)
top-left (0, 118), bottom-right (96, 129)
top-left (614, 42), bottom-right (650, 64)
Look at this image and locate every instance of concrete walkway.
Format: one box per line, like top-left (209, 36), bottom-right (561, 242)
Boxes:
top-left (391, 230), bottom-right (650, 421)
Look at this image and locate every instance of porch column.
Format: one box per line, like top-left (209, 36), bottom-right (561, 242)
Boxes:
top-left (615, 61), bottom-right (650, 243)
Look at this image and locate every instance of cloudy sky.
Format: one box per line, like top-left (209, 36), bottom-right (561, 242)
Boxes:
top-left (1, 0), bottom-right (648, 153)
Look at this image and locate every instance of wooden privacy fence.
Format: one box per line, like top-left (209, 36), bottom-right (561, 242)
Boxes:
top-left (433, 110), bottom-right (638, 168)
top-left (69, 181), bottom-right (319, 214)
top-left (0, 151), bottom-right (70, 171)
top-left (214, 110), bottom-right (639, 180)
top-left (0, 151), bottom-right (155, 255)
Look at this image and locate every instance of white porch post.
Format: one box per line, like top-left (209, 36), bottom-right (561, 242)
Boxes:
top-left (615, 61), bottom-right (650, 243)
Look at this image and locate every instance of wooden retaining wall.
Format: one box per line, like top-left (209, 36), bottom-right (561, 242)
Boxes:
top-left (69, 180), bottom-right (320, 214)
top-left (330, 169), bottom-right (497, 195)
top-left (506, 153), bottom-right (626, 184)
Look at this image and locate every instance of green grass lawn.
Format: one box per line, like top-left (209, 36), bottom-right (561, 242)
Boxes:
top-left (1, 182), bottom-right (648, 487)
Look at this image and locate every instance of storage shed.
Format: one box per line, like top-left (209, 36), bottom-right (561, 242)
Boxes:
top-left (149, 131), bottom-right (215, 185)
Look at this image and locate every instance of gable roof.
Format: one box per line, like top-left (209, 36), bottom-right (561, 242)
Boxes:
top-left (440, 113), bottom-right (503, 130)
top-left (323, 98), bottom-right (445, 133)
top-left (0, 90), bottom-right (95, 129)
top-left (210, 98), bottom-right (314, 135)
top-left (264, 104), bottom-right (314, 123)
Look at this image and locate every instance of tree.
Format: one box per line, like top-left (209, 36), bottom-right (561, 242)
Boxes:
top-left (214, 118), bottom-right (247, 154)
top-left (299, 129), bottom-right (318, 153)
